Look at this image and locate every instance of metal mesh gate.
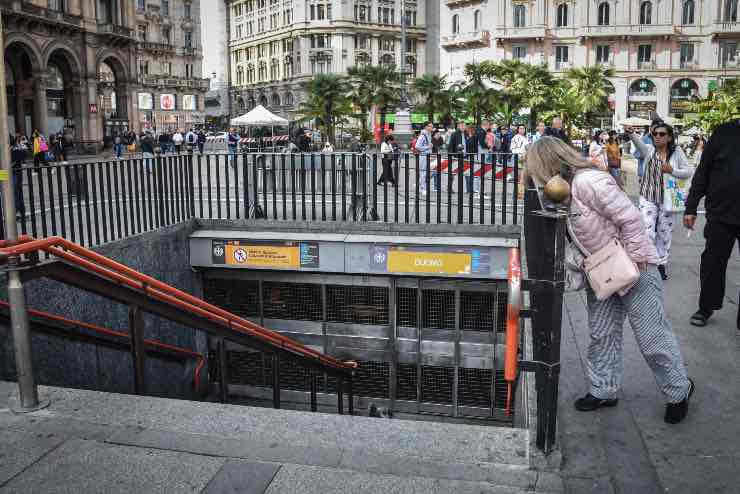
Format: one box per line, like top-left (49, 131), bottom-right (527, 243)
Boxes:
top-left (204, 276), bottom-right (513, 421)
top-left (326, 286), bottom-right (389, 325)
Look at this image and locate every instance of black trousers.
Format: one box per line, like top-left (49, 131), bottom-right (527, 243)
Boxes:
top-left (378, 158), bottom-right (395, 185)
top-left (699, 219), bottom-right (740, 328)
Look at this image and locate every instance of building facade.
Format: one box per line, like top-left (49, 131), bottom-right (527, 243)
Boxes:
top-left (441, 0), bottom-right (740, 126)
top-left (134, 0), bottom-right (209, 132)
top-left (3, 0), bottom-right (139, 148)
top-left (227, 0), bottom-right (440, 120)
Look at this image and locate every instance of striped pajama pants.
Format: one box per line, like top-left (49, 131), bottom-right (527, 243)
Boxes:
top-left (585, 266), bottom-right (690, 403)
top-left (639, 197), bottom-right (674, 266)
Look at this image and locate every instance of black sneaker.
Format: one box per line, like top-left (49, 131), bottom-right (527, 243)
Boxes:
top-left (658, 265), bottom-right (669, 281)
top-left (665, 378), bottom-right (695, 424)
top-left (690, 310), bottom-right (712, 327)
top-left (574, 393), bottom-right (618, 411)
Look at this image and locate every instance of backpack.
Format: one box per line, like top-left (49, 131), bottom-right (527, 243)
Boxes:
top-left (410, 137), bottom-right (419, 154)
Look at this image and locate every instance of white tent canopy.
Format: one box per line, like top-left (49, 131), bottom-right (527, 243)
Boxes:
top-left (230, 105), bottom-right (289, 126)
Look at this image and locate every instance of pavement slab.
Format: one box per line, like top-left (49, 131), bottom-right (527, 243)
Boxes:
top-left (0, 438), bottom-right (224, 494)
top-left (202, 460), bottom-right (281, 494)
top-left (0, 429), bottom-right (65, 487)
top-left (558, 214), bottom-right (740, 493)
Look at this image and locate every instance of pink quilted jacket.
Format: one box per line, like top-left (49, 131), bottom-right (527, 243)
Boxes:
top-left (570, 169), bottom-right (659, 264)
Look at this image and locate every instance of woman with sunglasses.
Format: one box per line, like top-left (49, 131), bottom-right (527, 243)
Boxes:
top-left (627, 123), bottom-right (691, 280)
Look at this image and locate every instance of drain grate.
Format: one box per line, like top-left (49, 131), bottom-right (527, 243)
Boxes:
top-left (326, 285), bottom-right (389, 325)
top-left (458, 367), bottom-right (492, 407)
top-left (420, 365), bottom-right (454, 404)
top-left (262, 281), bottom-right (323, 321)
top-left (422, 290), bottom-right (455, 330)
top-left (396, 287), bottom-right (417, 327)
top-left (396, 363), bottom-right (418, 401)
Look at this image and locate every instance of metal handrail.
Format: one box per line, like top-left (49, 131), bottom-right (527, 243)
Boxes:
top-left (0, 236), bottom-right (357, 374)
top-left (504, 247), bottom-right (522, 415)
top-left (0, 299), bottom-right (205, 392)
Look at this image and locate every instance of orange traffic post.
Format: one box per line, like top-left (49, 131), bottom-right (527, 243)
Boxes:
top-left (504, 248), bottom-right (522, 415)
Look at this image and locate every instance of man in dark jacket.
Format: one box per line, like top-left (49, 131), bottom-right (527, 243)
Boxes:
top-left (545, 117), bottom-right (571, 145)
top-left (684, 119), bottom-right (740, 329)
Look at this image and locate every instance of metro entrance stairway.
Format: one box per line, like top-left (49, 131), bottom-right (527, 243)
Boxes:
top-left (0, 381), bottom-right (563, 493)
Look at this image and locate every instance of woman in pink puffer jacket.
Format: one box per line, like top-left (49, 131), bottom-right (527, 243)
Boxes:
top-left (527, 137), bottom-right (694, 424)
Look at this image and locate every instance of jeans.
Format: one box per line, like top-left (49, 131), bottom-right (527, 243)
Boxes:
top-left (114, 143), bottom-right (123, 158)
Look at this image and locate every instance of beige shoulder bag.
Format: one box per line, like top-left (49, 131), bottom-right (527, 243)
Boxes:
top-left (568, 175), bottom-right (640, 301)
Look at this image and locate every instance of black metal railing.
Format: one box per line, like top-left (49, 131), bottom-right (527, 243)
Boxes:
top-left (3, 151), bottom-right (522, 246)
top-left (521, 183), bottom-right (566, 454)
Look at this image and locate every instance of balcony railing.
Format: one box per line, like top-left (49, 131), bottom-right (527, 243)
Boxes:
top-left (554, 61), bottom-right (571, 70)
top-left (137, 41), bottom-right (175, 54)
top-left (496, 25), bottom-right (548, 40)
top-left (580, 24), bottom-right (675, 37)
top-left (441, 30), bottom-right (491, 49)
top-left (713, 20), bottom-right (740, 33)
top-left (445, 0), bottom-right (484, 6)
top-left (680, 60), bottom-right (699, 69)
top-left (637, 60), bottom-right (657, 70)
top-left (98, 23), bottom-right (134, 38)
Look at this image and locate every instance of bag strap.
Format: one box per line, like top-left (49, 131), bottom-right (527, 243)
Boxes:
top-left (566, 172), bottom-right (592, 257)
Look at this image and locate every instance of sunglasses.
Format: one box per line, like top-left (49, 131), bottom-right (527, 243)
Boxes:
top-left (653, 131), bottom-right (669, 137)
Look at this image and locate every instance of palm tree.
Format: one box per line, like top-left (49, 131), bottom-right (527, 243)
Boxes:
top-left (351, 65), bottom-right (400, 141)
top-left (299, 74), bottom-right (351, 145)
top-left (462, 62), bottom-right (493, 126)
top-left (566, 65), bottom-right (615, 129)
top-left (412, 74), bottom-right (448, 124)
top-left (347, 66), bottom-right (375, 141)
top-left (489, 61), bottom-right (555, 128)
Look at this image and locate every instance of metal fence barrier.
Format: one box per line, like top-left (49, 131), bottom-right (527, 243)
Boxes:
top-left (2, 151), bottom-right (522, 246)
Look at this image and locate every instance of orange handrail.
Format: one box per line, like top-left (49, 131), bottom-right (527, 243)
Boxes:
top-left (504, 248), bottom-right (521, 415)
top-left (0, 236), bottom-right (357, 373)
top-left (0, 300), bottom-right (205, 393)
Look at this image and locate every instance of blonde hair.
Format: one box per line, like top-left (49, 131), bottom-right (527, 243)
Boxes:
top-left (526, 136), bottom-right (593, 186)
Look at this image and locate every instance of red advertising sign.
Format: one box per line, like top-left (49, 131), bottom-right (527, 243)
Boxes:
top-left (89, 104), bottom-right (98, 114)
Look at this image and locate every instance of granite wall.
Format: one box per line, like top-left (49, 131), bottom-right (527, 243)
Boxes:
top-left (0, 221), bottom-right (207, 399)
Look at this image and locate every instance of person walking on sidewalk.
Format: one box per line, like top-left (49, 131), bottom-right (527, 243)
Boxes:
top-left (378, 134), bottom-right (396, 186)
top-left (683, 120), bottom-right (740, 330)
top-left (527, 136), bottom-right (695, 424)
top-left (628, 123), bottom-right (691, 281)
top-left (172, 129), bottom-right (184, 153)
top-left (11, 136), bottom-right (27, 218)
top-left (414, 121), bottom-right (433, 196)
top-left (32, 130), bottom-right (48, 171)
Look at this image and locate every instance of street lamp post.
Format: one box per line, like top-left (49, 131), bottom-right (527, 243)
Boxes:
top-left (0, 11), bottom-right (45, 412)
top-left (393, 0), bottom-right (414, 147)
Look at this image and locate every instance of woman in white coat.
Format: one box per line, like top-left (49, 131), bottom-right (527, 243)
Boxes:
top-left (628, 123), bottom-right (691, 280)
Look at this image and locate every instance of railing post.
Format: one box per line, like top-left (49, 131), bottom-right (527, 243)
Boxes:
top-left (156, 155), bottom-right (165, 226)
top-left (129, 305), bottom-right (146, 395)
top-left (523, 183), bottom-right (566, 454)
top-left (337, 375), bottom-right (344, 415)
top-left (272, 353), bottom-right (281, 409)
top-left (218, 339), bottom-right (229, 403)
top-left (347, 375), bottom-right (354, 415)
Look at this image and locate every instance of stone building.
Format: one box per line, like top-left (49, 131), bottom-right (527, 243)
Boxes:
top-left (441, 0), bottom-right (740, 127)
top-left (134, 0), bottom-right (209, 133)
top-left (2, 0), bottom-right (208, 150)
top-left (226, 0), bottom-right (441, 120)
top-left (3, 0), bottom-right (138, 149)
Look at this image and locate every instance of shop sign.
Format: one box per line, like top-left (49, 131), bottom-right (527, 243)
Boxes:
top-left (628, 101), bottom-right (656, 117)
top-left (670, 99), bottom-right (694, 113)
top-left (160, 94), bottom-right (175, 110)
top-left (182, 95), bottom-right (197, 111)
top-left (138, 93), bottom-right (154, 110)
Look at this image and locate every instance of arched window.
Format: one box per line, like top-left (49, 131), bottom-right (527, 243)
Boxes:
top-left (284, 92), bottom-right (294, 107)
top-left (557, 3), bottom-right (568, 27)
top-left (47, 64), bottom-right (65, 90)
top-left (381, 53), bottom-right (394, 68)
top-left (271, 93), bottom-right (280, 107)
top-left (236, 66), bottom-right (244, 85)
top-left (356, 52), bottom-right (371, 66)
top-left (597, 2), bottom-right (610, 25)
top-left (452, 14), bottom-right (459, 34)
top-left (238, 97), bottom-right (246, 110)
top-left (640, 1), bottom-right (652, 24)
top-left (259, 95), bottom-right (267, 106)
top-left (513, 5), bottom-right (526, 27)
top-left (682, 0), bottom-right (695, 24)
top-left (473, 10), bottom-right (481, 31)
top-left (725, 0), bottom-right (738, 21)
